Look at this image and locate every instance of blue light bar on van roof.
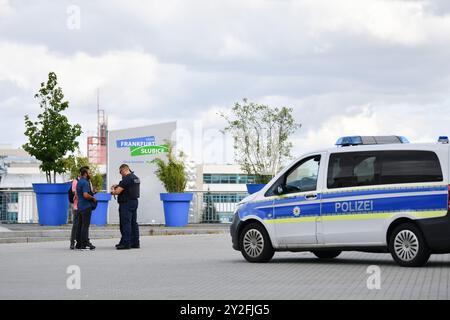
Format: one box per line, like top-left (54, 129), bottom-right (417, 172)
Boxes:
top-left (335, 136), bottom-right (409, 147)
top-left (438, 136), bottom-right (449, 144)
top-left (335, 136), bottom-right (362, 146)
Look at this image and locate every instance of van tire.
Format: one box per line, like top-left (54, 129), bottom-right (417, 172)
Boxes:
top-left (312, 250), bottom-right (342, 259)
top-left (239, 223), bottom-right (274, 263)
top-left (389, 223), bottom-right (430, 267)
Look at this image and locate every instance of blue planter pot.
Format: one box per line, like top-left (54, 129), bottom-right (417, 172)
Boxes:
top-left (160, 193), bottom-right (193, 227)
top-left (33, 183), bottom-right (71, 226)
top-left (91, 192), bottom-right (112, 226)
top-left (246, 184), bottom-right (266, 195)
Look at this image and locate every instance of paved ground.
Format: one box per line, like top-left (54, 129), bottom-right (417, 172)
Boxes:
top-left (0, 226), bottom-right (10, 232)
top-left (1, 234), bottom-right (450, 300)
top-left (2, 223), bottom-right (228, 231)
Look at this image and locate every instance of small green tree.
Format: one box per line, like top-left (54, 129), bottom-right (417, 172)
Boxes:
top-left (220, 99), bottom-right (301, 183)
top-left (23, 72), bottom-right (82, 183)
top-left (63, 155), bottom-right (104, 192)
top-left (152, 142), bottom-right (187, 193)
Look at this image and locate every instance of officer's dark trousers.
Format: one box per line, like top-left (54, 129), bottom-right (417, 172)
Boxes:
top-left (70, 210), bottom-right (80, 244)
top-left (119, 200), bottom-right (140, 247)
top-left (76, 208), bottom-right (92, 248)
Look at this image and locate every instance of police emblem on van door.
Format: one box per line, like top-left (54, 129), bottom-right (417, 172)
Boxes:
top-left (293, 207), bottom-right (301, 216)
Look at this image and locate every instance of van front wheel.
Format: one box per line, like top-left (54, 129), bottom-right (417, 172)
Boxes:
top-left (240, 223), bottom-right (274, 263)
top-left (389, 223), bottom-right (430, 267)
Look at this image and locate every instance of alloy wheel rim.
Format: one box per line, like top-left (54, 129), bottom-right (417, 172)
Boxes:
top-left (394, 230), bottom-right (419, 262)
top-left (243, 229), bottom-right (264, 258)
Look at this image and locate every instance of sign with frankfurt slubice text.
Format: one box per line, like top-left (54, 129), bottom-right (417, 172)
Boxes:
top-left (108, 122), bottom-right (177, 225)
top-left (115, 136), bottom-right (169, 157)
top-left (130, 145), bottom-right (169, 157)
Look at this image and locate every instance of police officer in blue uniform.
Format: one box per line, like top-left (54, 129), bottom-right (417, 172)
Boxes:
top-left (111, 164), bottom-right (140, 250)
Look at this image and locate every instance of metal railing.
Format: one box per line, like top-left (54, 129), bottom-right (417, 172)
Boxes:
top-left (0, 189), bottom-right (249, 225)
top-left (0, 189), bottom-right (38, 224)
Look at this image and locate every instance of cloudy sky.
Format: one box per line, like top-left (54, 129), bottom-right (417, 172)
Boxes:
top-left (1, 0), bottom-right (450, 164)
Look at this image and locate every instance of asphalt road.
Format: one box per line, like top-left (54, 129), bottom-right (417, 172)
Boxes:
top-left (1, 234), bottom-right (450, 300)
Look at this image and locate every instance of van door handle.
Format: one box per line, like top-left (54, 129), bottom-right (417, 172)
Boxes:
top-left (305, 193), bottom-right (318, 200)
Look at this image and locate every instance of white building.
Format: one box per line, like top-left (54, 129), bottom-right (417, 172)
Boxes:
top-left (0, 146), bottom-right (68, 188)
top-left (193, 164), bottom-right (254, 224)
top-left (0, 146), bottom-right (49, 223)
top-left (195, 164), bottom-right (252, 192)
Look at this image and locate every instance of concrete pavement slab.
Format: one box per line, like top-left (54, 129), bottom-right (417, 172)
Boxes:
top-left (1, 234), bottom-right (450, 300)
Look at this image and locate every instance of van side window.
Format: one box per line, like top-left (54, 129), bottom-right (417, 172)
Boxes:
top-left (380, 151), bottom-right (443, 184)
top-left (354, 156), bottom-right (378, 186)
top-left (327, 154), bottom-right (355, 188)
top-left (327, 153), bottom-right (379, 189)
top-left (284, 156), bottom-right (321, 194)
top-left (327, 150), bottom-right (443, 189)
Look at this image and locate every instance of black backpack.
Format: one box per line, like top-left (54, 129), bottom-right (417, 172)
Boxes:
top-left (68, 179), bottom-right (78, 204)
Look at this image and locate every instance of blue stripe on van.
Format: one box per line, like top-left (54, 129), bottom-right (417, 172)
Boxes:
top-left (274, 203), bottom-right (321, 219)
top-left (240, 199), bottom-right (274, 220)
top-left (321, 193), bottom-right (448, 216)
top-left (272, 194), bottom-right (447, 219)
top-left (239, 185), bottom-right (448, 220)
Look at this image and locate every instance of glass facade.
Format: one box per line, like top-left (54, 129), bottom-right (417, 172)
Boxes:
top-left (207, 193), bottom-right (247, 203)
top-left (203, 174), bottom-right (258, 184)
top-left (0, 192), bottom-right (19, 222)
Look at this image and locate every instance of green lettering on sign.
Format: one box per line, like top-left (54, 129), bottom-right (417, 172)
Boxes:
top-left (130, 145), bottom-right (169, 157)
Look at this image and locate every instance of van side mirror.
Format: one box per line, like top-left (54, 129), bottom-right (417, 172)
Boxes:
top-left (274, 184), bottom-right (286, 196)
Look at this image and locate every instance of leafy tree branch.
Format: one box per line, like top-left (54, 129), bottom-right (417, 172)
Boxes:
top-left (23, 72), bottom-right (82, 183)
top-left (221, 98), bottom-right (301, 183)
top-left (152, 142), bottom-right (188, 193)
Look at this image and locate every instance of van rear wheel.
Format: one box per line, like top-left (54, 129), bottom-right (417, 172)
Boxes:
top-left (239, 223), bottom-right (274, 263)
top-left (312, 250), bottom-right (341, 259)
top-left (389, 223), bottom-right (430, 267)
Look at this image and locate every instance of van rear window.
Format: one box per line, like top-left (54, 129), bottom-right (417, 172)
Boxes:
top-left (327, 151), bottom-right (443, 189)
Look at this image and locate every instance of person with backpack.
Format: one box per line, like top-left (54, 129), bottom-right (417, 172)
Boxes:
top-left (69, 172), bottom-right (81, 250)
top-left (75, 166), bottom-right (97, 250)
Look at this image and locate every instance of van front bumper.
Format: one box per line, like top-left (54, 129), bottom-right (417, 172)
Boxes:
top-left (230, 213), bottom-right (241, 251)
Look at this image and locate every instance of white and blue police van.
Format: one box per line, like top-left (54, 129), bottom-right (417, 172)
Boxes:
top-left (230, 135), bottom-right (450, 267)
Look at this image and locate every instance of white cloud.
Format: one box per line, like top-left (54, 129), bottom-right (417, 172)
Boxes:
top-left (0, 0), bottom-right (12, 17)
top-left (0, 42), bottom-right (191, 153)
top-left (299, 0), bottom-right (428, 46)
top-left (293, 102), bottom-right (450, 156)
top-left (105, 0), bottom-right (450, 59)
top-left (218, 34), bottom-right (260, 59)
top-left (1, 0), bottom-right (450, 165)
top-left (0, 43), bottom-right (187, 110)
